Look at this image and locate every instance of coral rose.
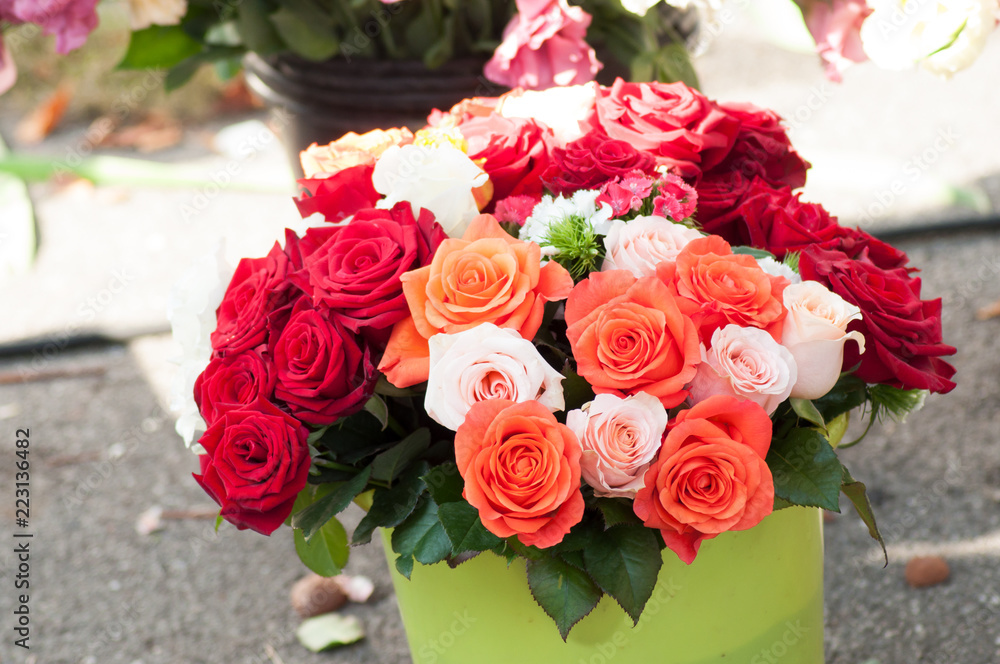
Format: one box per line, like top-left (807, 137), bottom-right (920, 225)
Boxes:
top-left (455, 399), bottom-right (585, 548)
top-left (378, 215), bottom-right (574, 387)
top-left (657, 235), bottom-right (787, 342)
top-left (565, 270), bottom-right (701, 408)
top-left (633, 395), bottom-right (774, 564)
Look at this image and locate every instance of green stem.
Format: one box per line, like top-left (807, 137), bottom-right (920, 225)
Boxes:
top-left (838, 411), bottom-right (877, 449)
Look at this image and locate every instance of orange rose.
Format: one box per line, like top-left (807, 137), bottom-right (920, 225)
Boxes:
top-left (378, 215), bottom-right (574, 387)
top-left (633, 395), bottom-right (774, 564)
top-left (455, 399), bottom-right (584, 548)
top-left (565, 270), bottom-right (700, 408)
top-left (657, 235), bottom-right (787, 342)
top-left (299, 128), bottom-right (414, 178)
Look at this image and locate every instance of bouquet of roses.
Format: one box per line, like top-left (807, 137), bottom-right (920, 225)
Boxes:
top-left (173, 78), bottom-right (956, 637)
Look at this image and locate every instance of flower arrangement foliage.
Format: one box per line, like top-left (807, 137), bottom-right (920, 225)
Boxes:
top-left (118, 0), bottom-right (700, 90)
top-left (174, 78), bottom-right (956, 638)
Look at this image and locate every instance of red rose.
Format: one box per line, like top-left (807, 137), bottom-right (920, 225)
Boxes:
top-left (295, 164), bottom-right (380, 223)
top-left (296, 202), bottom-right (446, 333)
top-left (729, 178), bottom-right (843, 258)
top-left (833, 227), bottom-right (910, 271)
top-left (542, 132), bottom-right (656, 195)
top-left (212, 243), bottom-right (293, 356)
top-left (716, 102), bottom-right (810, 190)
top-left (799, 246), bottom-right (956, 393)
top-left (272, 300), bottom-right (377, 425)
top-left (193, 398), bottom-right (310, 535)
top-left (195, 349), bottom-right (276, 426)
top-left (591, 79), bottom-right (740, 178)
top-left (692, 168), bottom-right (755, 240)
top-left (461, 115), bottom-right (552, 206)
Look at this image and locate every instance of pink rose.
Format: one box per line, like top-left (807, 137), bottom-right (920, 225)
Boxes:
top-left (592, 80), bottom-right (741, 178)
top-left (601, 215), bottom-right (703, 278)
top-left (689, 324), bottom-right (797, 415)
top-left (566, 392), bottom-right (667, 498)
top-left (424, 324), bottom-right (565, 431)
top-left (803, 0), bottom-right (872, 82)
top-left (3, 0), bottom-right (100, 54)
top-left (485, 0), bottom-right (603, 91)
top-left (781, 281), bottom-right (865, 399)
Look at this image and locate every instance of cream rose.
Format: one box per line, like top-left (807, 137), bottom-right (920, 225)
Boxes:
top-left (689, 325), bottom-right (798, 415)
top-left (781, 281), bottom-right (866, 400)
top-left (566, 392), bottom-right (667, 498)
top-left (425, 324), bottom-right (565, 431)
top-left (602, 215), bottom-right (703, 277)
top-left (373, 144), bottom-right (488, 237)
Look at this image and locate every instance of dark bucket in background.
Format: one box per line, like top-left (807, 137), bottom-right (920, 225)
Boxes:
top-left (243, 53), bottom-right (500, 176)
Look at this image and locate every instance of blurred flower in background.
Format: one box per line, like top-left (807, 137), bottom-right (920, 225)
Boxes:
top-left (125, 0), bottom-right (187, 31)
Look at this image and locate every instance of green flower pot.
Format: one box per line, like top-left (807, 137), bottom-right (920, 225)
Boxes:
top-left (383, 506), bottom-right (824, 664)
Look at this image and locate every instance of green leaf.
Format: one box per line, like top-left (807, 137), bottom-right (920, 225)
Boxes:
top-left (825, 412), bottom-right (850, 448)
top-left (214, 513), bottom-right (223, 532)
top-left (363, 395), bottom-right (389, 430)
top-left (813, 373), bottom-right (868, 421)
top-left (731, 246), bottom-right (776, 261)
top-left (370, 428), bottom-right (431, 484)
top-left (391, 496), bottom-right (452, 575)
top-left (292, 467), bottom-right (372, 539)
top-left (790, 398), bottom-right (826, 429)
top-left (766, 428), bottom-right (842, 512)
top-left (119, 25), bottom-right (203, 69)
top-left (395, 554), bottom-right (415, 578)
top-left (583, 525), bottom-right (662, 624)
top-left (773, 496), bottom-right (795, 511)
top-left (651, 42), bottom-right (700, 89)
top-left (595, 497), bottom-right (643, 529)
top-left (352, 461), bottom-right (429, 545)
top-left (561, 366), bottom-right (596, 412)
top-left (841, 465), bottom-right (887, 565)
top-left (236, 0), bottom-right (285, 54)
top-left (296, 613), bottom-right (365, 652)
top-left (437, 501), bottom-right (502, 554)
top-left (295, 516), bottom-right (349, 577)
top-left (422, 462), bottom-right (464, 505)
top-left (307, 427), bottom-right (330, 445)
top-left (270, 7), bottom-right (340, 60)
top-left (526, 556), bottom-right (603, 640)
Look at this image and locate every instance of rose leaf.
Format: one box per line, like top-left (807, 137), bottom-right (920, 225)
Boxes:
top-left (583, 525), bottom-right (661, 624)
top-left (292, 467), bottom-right (372, 540)
top-left (526, 556), bottom-right (603, 641)
top-left (352, 461), bottom-right (429, 545)
top-left (422, 462), bottom-right (464, 505)
top-left (437, 501), bottom-right (502, 554)
top-left (390, 495), bottom-right (452, 577)
top-left (296, 614), bottom-right (365, 652)
top-left (294, 516), bottom-right (349, 577)
top-left (370, 428), bottom-right (431, 484)
top-left (766, 428), bottom-right (842, 512)
top-left (841, 464), bottom-right (887, 566)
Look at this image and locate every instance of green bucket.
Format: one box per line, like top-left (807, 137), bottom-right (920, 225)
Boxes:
top-left (383, 506), bottom-right (824, 664)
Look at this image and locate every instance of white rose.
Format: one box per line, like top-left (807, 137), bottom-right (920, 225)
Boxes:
top-left (690, 325), bottom-right (798, 415)
top-left (566, 392), bottom-right (667, 498)
top-left (756, 256), bottom-right (802, 284)
top-left (425, 324), bottom-right (565, 431)
top-left (127, 0), bottom-right (188, 30)
top-left (602, 215), bottom-right (703, 277)
top-left (372, 144), bottom-right (488, 237)
top-left (498, 83), bottom-right (598, 145)
top-left (781, 281), bottom-right (866, 400)
top-left (167, 241), bottom-right (232, 449)
top-left (860, 0), bottom-right (999, 76)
